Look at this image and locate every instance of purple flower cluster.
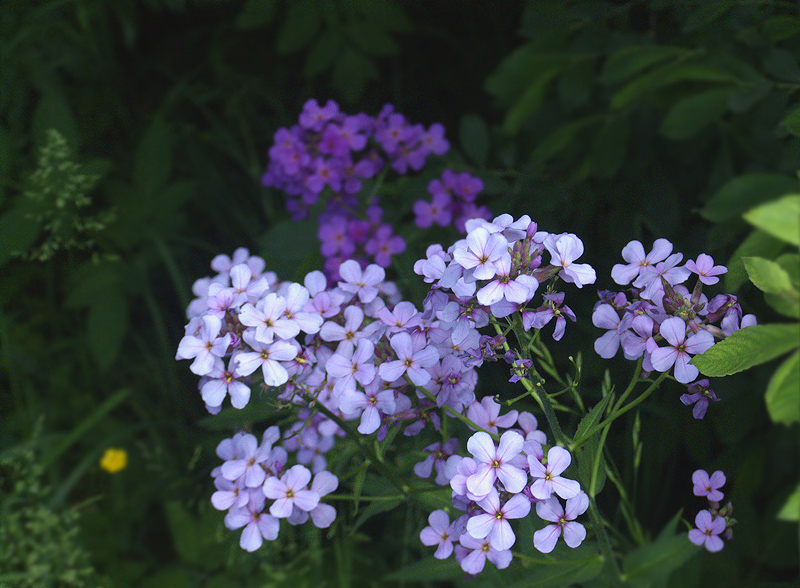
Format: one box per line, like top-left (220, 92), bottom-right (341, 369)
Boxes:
top-left (420, 425), bottom-right (588, 574)
top-left (262, 99), bottom-right (452, 277)
top-left (211, 428), bottom-right (338, 552)
top-left (413, 169), bottom-right (492, 232)
top-left (688, 469), bottom-right (735, 552)
top-left (414, 214), bottom-right (595, 349)
top-left (593, 240), bottom-right (755, 417)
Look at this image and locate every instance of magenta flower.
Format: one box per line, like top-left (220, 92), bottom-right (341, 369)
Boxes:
top-left (688, 510), bottom-right (726, 552)
top-left (466, 488), bottom-right (532, 550)
top-left (420, 510), bottom-right (456, 559)
top-left (466, 431), bottom-right (527, 497)
top-left (533, 492), bottom-right (589, 553)
top-left (692, 469), bottom-right (726, 502)
top-left (685, 254), bottom-right (727, 285)
top-left (650, 317), bottom-right (715, 383)
top-left (528, 446), bottom-right (581, 500)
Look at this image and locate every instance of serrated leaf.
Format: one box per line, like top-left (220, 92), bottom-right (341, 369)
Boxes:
top-left (276, 1), bottom-right (320, 54)
top-left (765, 350), bottom-right (800, 425)
top-left (87, 288), bottom-right (128, 371)
top-left (782, 107), bottom-right (800, 137)
top-left (777, 485), bottom-right (800, 521)
top-left (304, 29), bottom-right (344, 76)
top-left (725, 229), bottom-right (787, 292)
top-left (610, 63), bottom-right (739, 110)
top-left (743, 256), bottom-right (794, 294)
top-left (235, 0), bottom-right (278, 29)
top-left (660, 88), bottom-right (732, 140)
top-left (134, 116), bottom-right (172, 200)
top-left (503, 65), bottom-right (562, 134)
top-left (691, 324), bottom-right (800, 377)
top-left (600, 45), bottom-right (689, 85)
top-left (460, 114), bottom-right (489, 167)
top-left (702, 174), bottom-right (798, 222)
top-left (743, 195), bottom-right (800, 245)
top-left (623, 534), bottom-right (700, 587)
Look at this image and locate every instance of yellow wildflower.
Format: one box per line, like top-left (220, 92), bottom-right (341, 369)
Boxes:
top-left (99, 448), bottom-right (127, 473)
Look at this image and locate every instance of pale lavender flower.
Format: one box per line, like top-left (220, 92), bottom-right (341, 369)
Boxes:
top-left (476, 254), bottom-right (538, 306)
top-left (533, 492), bottom-right (589, 553)
top-left (339, 386), bottom-right (396, 434)
top-left (325, 338), bottom-right (376, 394)
top-left (338, 260), bottom-right (385, 303)
top-left (466, 431), bottom-right (527, 497)
top-left (688, 510), bottom-right (726, 552)
top-left (239, 294), bottom-right (300, 344)
top-left (456, 534), bottom-right (512, 574)
top-left (692, 469), bottom-right (726, 502)
top-left (466, 397), bottom-right (518, 435)
top-left (466, 488), bottom-right (531, 550)
top-left (611, 239), bottom-right (673, 285)
top-left (234, 331), bottom-right (298, 387)
top-left (544, 233), bottom-right (596, 288)
top-left (529, 446), bottom-right (581, 500)
top-left (224, 493), bottom-right (279, 552)
top-left (263, 465), bottom-right (320, 518)
top-left (420, 510), bottom-right (456, 559)
top-left (685, 254), bottom-right (727, 285)
top-left (176, 315), bottom-right (231, 376)
top-left (201, 358), bottom-right (251, 409)
top-left (452, 227), bottom-right (510, 281)
top-left (378, 332), bottom-right (439, 386)
top-left (680, 379), bottom-right (719, 419)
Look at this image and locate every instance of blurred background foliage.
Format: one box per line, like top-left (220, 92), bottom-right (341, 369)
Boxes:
top-left (0, 0), bottom-right (798, 586)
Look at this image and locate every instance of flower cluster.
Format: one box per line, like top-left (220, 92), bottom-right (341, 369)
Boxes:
top-left (413, 169), bottom-right (492, 232)
top-left (414, 214), bottom-right (595, 349)
top-left (593, 241), bottom-right (756, 418)
top-left (688, 469), bottom-right (735, 552)
top-left (262, 99), bottom-right (456, 277)
top-left (420, 426), bottom-right (588, 574)
top-left (210, 429), bottom-right (338, 552)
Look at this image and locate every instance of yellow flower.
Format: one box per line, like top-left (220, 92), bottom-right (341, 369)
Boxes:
top-left (99, 447), bottom-right (127, 473)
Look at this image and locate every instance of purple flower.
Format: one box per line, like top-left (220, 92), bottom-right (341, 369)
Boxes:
top-left (420, 510), bottom-right (457, 559)
top-left (378, 332), bottom-right (439, 386)
top-left (339, 386), bottom-right (396, 434)
top-left (365, 224), bottom-right (406, 267)
top-left (533, 492), bottom-right (589, 553)
top-left (688, 510), bottom-right (726, 552)
top-left (338, 260), bottom-right (385, 303)
top-left (528, 446), bottom-right (581, 500)
top-left (465, 397), bottom-right (518, 435)
top-left (452, 227), bottom-right (510, 281)
top-left (649, 317), bottom-right (715, 383)
top-left (692, 469), bottom-right (726, 502)
top-left (685, 254), bottom-right (727, 285)
top-left (466, 488), bottom-right (531, 550)
top-left (680, 378), bottom-right (719, 419)
top-left (413, 192), bottom-right (453, 228)
top-left (466, 431), bottom-right (527, 497)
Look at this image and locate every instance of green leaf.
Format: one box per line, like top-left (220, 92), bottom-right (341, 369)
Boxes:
top-left (765, 350), bottom-right (800, 425)
top-left (352, 497), bottom-right (403, 532)
top-left (133, 116), bottom-right (172, 200)
top-left (610, 63), bottom-right (739, 110)
top-left (777, 485), bottom-right (800, 521)
top-left (623, 534), bottom-right (701, 588)
top-left (578, 434), bottom-right (607, 497)
top-left (659, 88), bottom-right (732, 140)
top-left (743, 256), bottom-right (794, 295)
top-left (235, 0), bottom-right (278, 29)
top-left (259, 219), bottom-right (320, 281)
top-left (578, 115), bottom-right (629, 178)
top-left (701, 174), bottom-right (799, 222)
top-left (276, 0), bottom-right (320, 54)
top-left (346, 21), bottom-right (400, 56)
top-left (532, 116), bottom-right (602, 163)
top-left (743, 195), bottom-right (800, 245)
top-left (31, 91), bottom-right (80, 150)
top-left (507, 543), bottom-right (604, 588)
top-left (764, 48), bottom-right (800, 82)
top-left (725, 230), bottom-right (787, 292)
top-left (765, 253), bottom-right (800, 317)
top-left (87, 288), bottom-right (128, 371)
top-left (383, 558), bottom-right (461, 582)
top-left (140, 567), bottom-right (194, 588)
top-left (782, 106), bottom-right (800, 137)
top-left (574, 393), bottom-right (613, 444)
top-left (304, 29), bottom-right (344, 76)
top-left (682, 0), bottom-right (735, 32)
top-left (196, 401), bottom-right (285, 430)
top-left (503, 65), bottom-right (562, 134)
top-left (357, 0), bottom-right (413, 33)
top-left (600, 45), bottom-right (689, 85)
top-left (460, 114), bottom-right (490, 167)
top-left (691, 324), bottom-right (800, 377)
top-left (331, 48), bottom-right (378, 102)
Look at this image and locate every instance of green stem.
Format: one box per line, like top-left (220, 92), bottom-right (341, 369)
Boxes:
top-left (416, 385), bottom-right (500, 442)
